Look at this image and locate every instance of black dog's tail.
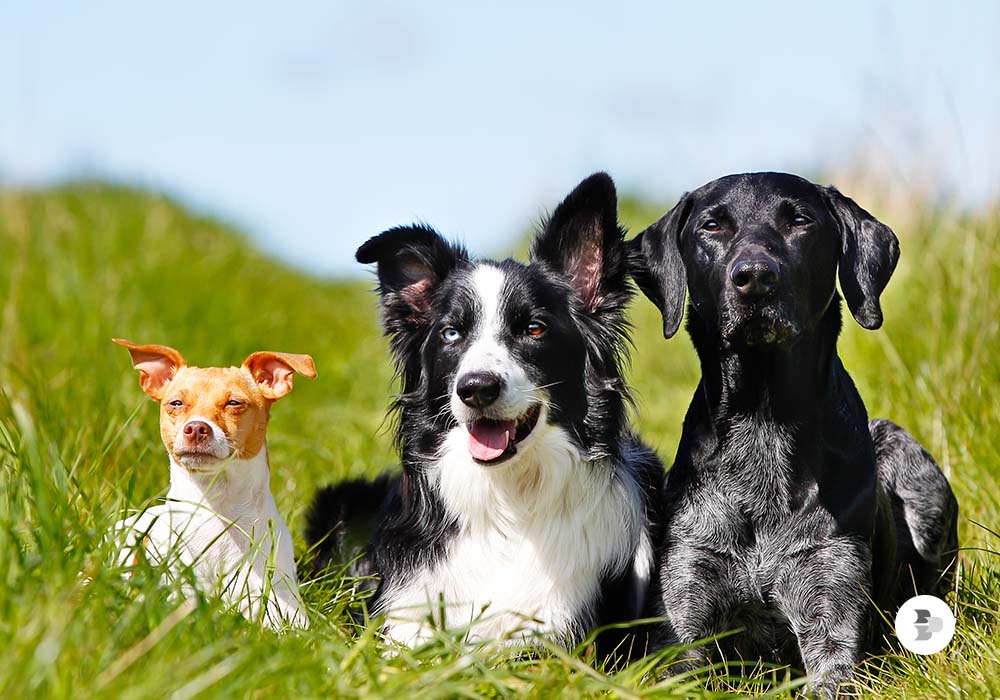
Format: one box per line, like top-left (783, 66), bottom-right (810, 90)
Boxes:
top-left (870, 418), bottom-right (960, 597)
top-left (304, 473), bottom-right (395, 577)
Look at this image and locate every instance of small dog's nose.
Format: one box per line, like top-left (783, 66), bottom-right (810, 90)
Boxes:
top-left (729, 256), bottom-right (780, 298)
top-left (183, 421), bottom-right (212, 442)
top-left (456, 372), bottom-right (503, 409)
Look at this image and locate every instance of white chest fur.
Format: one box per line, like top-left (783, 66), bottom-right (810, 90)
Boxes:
top-left (378, 422), bottom-right (643, 646)
top-left (112, 449), bottom-right (307, 629)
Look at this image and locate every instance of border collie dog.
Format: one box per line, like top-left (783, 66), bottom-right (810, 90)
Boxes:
top-left (308, 173), bottom-right (664, 652)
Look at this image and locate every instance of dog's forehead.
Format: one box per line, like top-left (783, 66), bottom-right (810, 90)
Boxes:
top-left (694, 172), bottom-right (825, 212)
top-left (166, 366), bottom-right (260, 398)
top-left (440, 258), bottom-right (552, 313)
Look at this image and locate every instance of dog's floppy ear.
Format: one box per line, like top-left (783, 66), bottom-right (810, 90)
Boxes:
top-left (627, 194), bottom-right (692, 339)
top-left (356, 224), bottom-right (466, 329)
top-left (822, 186), bottom-right (900, 330)
top-left (112, 338), bottom-right (186, 402)
top-left (243, 351), bottom-right (317, 401)
top-left (530, 172), bottom-right (628, 313)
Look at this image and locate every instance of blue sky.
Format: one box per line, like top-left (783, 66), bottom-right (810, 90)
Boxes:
top-left (2, 1), bottom-right (998, 274)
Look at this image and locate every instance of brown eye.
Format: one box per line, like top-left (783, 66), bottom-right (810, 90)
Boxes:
top-left (526, 321), bottom-right (546, 337)
top-left (168, 399), bottom-right (183, 407)
top-left (792, 214), bottom-right (812, 226)
top-left (702, 219), bottom-right (721, 232)
top-left (226, 399), bottom-right (243, 407)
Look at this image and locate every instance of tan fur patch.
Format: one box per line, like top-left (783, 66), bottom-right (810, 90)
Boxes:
top-left (159, 366), bottom-right (271, 461)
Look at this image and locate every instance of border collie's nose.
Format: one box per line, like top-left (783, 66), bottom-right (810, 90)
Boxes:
top-left (457, 372), bottom-right (503, 409)
top-left (183, 420), bottom-right (212, 443)
top-left (729, 255), bottom-right (780, 298)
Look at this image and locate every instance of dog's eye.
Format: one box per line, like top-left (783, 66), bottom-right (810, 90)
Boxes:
top-left (526, 321), bottom-right (547, 337)
top-left (168, 400), bottom-right (183, 407)
top-left (792, 214), bottom-right (812, 226)
top-left (226, 399), bottom-right (243, 407)
top-left (441, 327), bottom-right (462, 343)
top-left (701, 219), bottom-right (721, 232)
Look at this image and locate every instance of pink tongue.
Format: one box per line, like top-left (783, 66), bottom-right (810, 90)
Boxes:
top-left (468, 420), bottom-right (516, 462)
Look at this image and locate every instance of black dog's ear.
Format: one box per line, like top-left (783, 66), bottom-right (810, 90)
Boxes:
top-left (822, 186), bottom-right (900, 330)
top-left (530, 172), bottom-right (628, 314)
top-left (627, 194), bottom-right (692, 339)
top-left (356, 225), bottom-right (466, 333)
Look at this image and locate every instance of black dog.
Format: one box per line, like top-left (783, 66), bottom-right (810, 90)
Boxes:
top-left (308, 173), bottom-right (664, 654)
top-left (628, 173), bottom-right (958, 697)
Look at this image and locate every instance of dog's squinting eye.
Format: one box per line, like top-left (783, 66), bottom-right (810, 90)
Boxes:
top-left (168, 400), bottom-right (183, 407)
top-left (526, 321), bottom-right (547, 337)
top-left (441, 327), bottom-right (462, 343)
top-left (792, 214), bottom-right (812, 226)
top-left (226, 399), bottom-right (243, 407)
top-left (701, 219), bottom-right (721, 232)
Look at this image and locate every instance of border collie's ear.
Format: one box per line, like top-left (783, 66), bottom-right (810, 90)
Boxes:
top-left (822, 186), bottom-right (900, 330)
top-left (530, 172), bottom-right (628, 313)
top-left (627, 194), bottom-right (692, 339)
top-left (356, 225), bottom-right (466, 331)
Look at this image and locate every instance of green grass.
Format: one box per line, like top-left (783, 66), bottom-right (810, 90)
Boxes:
top-left (0, 181), bottom-right (997, 698)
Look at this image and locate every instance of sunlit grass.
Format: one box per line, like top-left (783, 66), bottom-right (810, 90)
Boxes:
top-left (0, 182), bottom-right (996, 697)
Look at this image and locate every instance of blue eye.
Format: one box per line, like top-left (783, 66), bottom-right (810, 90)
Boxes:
top-left (441, 327), bottom-right (462, 343)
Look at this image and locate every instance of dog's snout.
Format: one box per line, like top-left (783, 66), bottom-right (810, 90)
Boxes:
top-left (183, 420), bottom-right (212, 442)
top-left (729, 256), bottom-right (780, 298)
top-left (456, 372), bottom-right (503, 409)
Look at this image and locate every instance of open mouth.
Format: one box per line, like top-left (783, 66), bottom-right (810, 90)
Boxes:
top-left (466, 404), bottom-right (542, 465)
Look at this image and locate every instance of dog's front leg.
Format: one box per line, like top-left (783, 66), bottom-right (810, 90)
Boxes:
top-left (774, 539), bottom-right (872, 699)
top-left (655, 546), bottom-right (732, 675)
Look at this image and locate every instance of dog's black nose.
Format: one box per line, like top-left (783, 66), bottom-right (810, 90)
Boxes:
top-left (456, 372), bottom-right (503, 409)
top-left (183, 420), bottom-right (212, 442)
top-left (729, 256), bottom-right (780, 298)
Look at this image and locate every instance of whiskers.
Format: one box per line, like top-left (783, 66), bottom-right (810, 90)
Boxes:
top-left (518, 381), bottom-right (560, 412)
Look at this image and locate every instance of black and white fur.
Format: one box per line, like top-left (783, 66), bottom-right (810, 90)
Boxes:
top-left (629, 173), bottom-right (959, 698)
top-left (308, 173), bottom-right (664, 653)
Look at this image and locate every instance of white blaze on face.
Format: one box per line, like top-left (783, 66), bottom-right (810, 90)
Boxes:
top-left (450, 265), bottom-right (534, 424)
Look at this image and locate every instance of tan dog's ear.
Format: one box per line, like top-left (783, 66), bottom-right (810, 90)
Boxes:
top-left (112, 338), bottom-right (186, 402)
top-left (243, 351), bottom-right (317, 401)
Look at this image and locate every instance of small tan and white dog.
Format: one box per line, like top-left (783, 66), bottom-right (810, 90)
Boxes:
top-left (110, 338), bottom-right (315, 629)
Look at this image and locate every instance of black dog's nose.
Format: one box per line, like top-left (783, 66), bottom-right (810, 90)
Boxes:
top-left (729, 256), bottom-right (780, 298)
top-left (456, 372), bottom-right (503, 409)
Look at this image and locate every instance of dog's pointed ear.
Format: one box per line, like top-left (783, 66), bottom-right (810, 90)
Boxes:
top-left (243, 351), bottom-right (317, 401)
top-left (356, 225), bottom-right (466, 330)
top-left (112, 338), bottom-right (186, 402)
top-left (530, 172), bottom-right (628, 313)
top-left (823, 186), bottom-right (900, 330)
top-left (627, 194), bottom-right (692, 339)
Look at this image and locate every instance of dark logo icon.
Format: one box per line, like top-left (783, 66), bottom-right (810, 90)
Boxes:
top-left (913, 609), bottom-right (944, 641)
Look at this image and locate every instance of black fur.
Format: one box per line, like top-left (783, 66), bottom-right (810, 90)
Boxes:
top-left (629, 172), bottom-right (959, 698)
top-left (304, 474), bottom-right (395, 582)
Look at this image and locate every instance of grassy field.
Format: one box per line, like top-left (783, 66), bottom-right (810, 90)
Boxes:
top-left (0, 181), bottom-right (997, 698)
